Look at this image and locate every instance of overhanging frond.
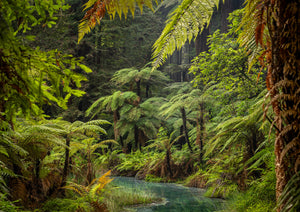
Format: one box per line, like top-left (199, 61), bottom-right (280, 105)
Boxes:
top-left (78, 0), bottom-right (156, 43)
top-left (152, 0), bottom-right (219, 69)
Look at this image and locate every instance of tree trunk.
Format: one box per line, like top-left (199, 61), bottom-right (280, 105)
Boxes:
top-left (136, 80), bottom-right (141, 98)
top-left (86, 152), bottom-right (93, 185)
top-left (61, 137), bottom-right (70, 191)
top-left (266, 0), bottom-right (300, 210)
top-left (32, 159), bottom-right (42, 200)
top-left (145, 84), bottom-right (150, 98)
top-left (95, 25), bottom-right (101, 65)
top-left (180, 107), bottom-right (193, 153)
top-left (178, 125), bottom-right (185, 149)
top-left (166, 149), bottom-right (173, 178)
top-left (113, 110), bottom-right (119, 141)
top-left (195, 26), bottom-right (209, 55)
top-left (134, 125), bottom-right (139, 151)
top-left (196, 102), bottom-right (205, 164)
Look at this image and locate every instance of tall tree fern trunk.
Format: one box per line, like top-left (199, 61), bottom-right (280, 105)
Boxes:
top-left (113, 109), bottom-right (127, 152)
top-left (146, 84), bottom-right (150, 98)
top-left (180, 107), bottom-right (193, 153)
top-left (61, 137), bottom-right (70, 192)
top-left (166, 149), bottom-right (173, 178)
top-left (134, 125), bottom-right (140, 151)
top-left (266, 0), bottom-right (300, 210)
top-left (196, 103), bottom-right (205, 164)
top-left (136, 80), bottom-right (141, 98)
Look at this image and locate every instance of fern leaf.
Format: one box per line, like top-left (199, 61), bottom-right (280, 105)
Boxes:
top-left (152, 0), bottom-right (218, 69)
top-left (79, 0), bottom-right (156, 43)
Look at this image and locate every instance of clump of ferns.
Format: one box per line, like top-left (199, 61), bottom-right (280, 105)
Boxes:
top-left (63, 171), bottom-right (113, 212)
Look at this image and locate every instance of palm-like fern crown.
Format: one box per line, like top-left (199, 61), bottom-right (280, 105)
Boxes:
top-left (111, 67), bottom-right (170, 91)
top-left (86, 91), bottom-right (139, 118)
top-left (117, 97), bottom-right (162, 139)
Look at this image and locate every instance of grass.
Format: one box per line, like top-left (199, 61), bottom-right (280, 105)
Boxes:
top-left (104, 185), bottom-right (163, 211)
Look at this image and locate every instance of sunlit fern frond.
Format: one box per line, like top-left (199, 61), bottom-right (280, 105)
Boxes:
top-left (86, 91), bottom-right (139, 119)
top-left (152, 0), bottom-right (219, 69)
top-left (98, 139), bottom-right (119, 146)
top-left (64, 182), bottom-right (88, 197)
top-left (70, 120), bottom-right (85, 129)
top-left (23, 125), bottom-right (66, 136)
top-left (111, 68), bottom-right (137, 87)
top-left (78, 0), bottom-right (156, 43)
top-left (74, 125), bottom-right (107, 135)
top-left (85, 96), bottom-right (107, 118)
top-left (86, 120), bottom-right (111, 126)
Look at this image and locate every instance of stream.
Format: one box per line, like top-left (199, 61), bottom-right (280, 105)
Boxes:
top-left (112, 177), bottom-right (224, 212)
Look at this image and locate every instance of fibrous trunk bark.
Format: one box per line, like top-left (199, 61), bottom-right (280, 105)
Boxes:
top-left (180, 107), bottom-right (193, 153)
top-left (266, 0), bottom-right (300, 210)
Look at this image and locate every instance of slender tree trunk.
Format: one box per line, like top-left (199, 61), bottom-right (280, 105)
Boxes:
top-left (136, 80), bottom-right (141, 98)
top-left (166, 149), bottom-right (173, 178)
top-left (86, 152), bottom-right (93, 185)
top-left (180, 107), bottom-right (193, 153)
top-left (134, 125), bottom-right (139, 151)
top-left (113, 110), bottom-right (127, 152)
top-left (61, 137), bottom-right (70, 191)
top-left (178, 126), bottom-right (185, 149)
top-left (196, 102), bottom-right (205, 164)
top-left (195, 26), bottom-right (209, 55)
top-left (113, 110), bottom-right (119, 141)
top-left (266, 1), bottom-right (300, 210)
top-left (95, 25), bottom-right (101, 64)
top-left (33, 159), bottom-right (42, 198)
top-left (145, 84), bottom-right (149, 98)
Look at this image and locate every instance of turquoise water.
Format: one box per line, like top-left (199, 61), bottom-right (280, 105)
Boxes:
top-left (112, 177), bottom-right (223, 212)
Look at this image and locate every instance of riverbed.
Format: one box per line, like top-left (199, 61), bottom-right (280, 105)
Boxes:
top-left (112, 177), bottom-right (224, 212)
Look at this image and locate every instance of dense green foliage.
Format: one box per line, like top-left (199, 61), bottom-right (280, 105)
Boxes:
top-left (1, 0), bottom-right (298, 211)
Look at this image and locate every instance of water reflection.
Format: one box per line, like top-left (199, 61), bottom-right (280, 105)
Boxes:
top-left (112, 177), bottom-right (223, 212)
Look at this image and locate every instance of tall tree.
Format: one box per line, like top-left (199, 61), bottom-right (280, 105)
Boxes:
top-left (160, 83), bottom-right (195, 153)
top-left (117, 97), bottom-right (163, 151)
top-left (240, 1), bottom-right (300, 210)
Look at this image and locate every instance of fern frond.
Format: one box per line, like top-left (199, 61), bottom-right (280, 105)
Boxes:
top-left (79, 0), bottom-right (156, 43)
top-left (63, 183), bottom-right (87, 196)
top-left (86, 119), bottom-right (111, 126)
top-left (278, 171), bottom-right (300, 212)
top-left (152, 0), bottom-right (218, 69)
top-left (75, 125), bottom-right (107, 135)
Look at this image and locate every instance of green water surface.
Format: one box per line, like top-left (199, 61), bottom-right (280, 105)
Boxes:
top-left (113, 177), bottom-right (224, 212)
